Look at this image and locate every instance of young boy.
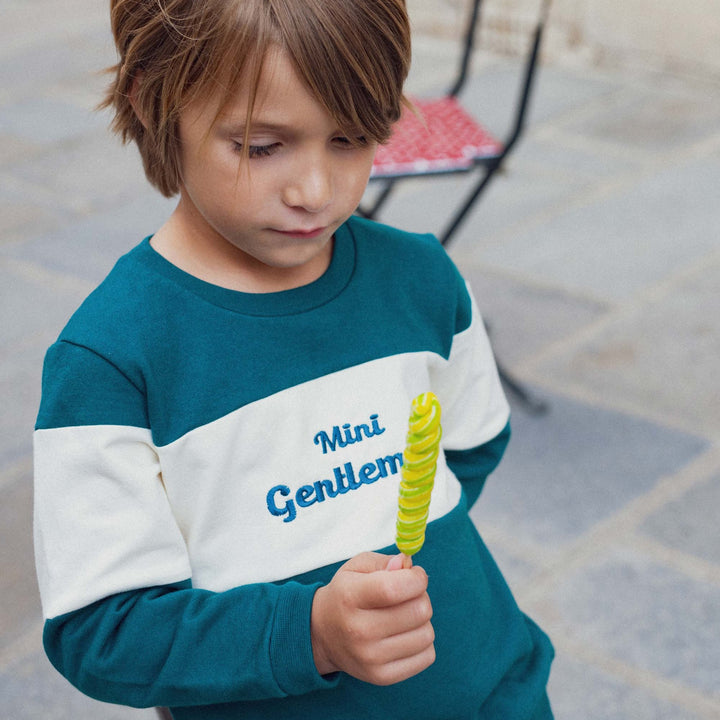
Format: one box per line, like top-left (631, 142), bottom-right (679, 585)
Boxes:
top-left (33, 1), bottom-right (554, 718)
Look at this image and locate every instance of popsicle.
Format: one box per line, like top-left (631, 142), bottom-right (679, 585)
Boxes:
top-left (396, 392), bottom-right (442, 568)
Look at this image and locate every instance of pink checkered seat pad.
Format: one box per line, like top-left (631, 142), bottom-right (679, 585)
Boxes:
top-left (372, 96), bottom-right (503, 178)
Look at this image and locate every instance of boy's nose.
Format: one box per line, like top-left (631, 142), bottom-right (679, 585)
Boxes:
top-left (282, 156), bottom-right (333, 213)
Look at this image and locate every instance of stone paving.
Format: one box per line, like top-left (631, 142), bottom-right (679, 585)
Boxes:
top-left (1, 2), bottom-right (719, 718)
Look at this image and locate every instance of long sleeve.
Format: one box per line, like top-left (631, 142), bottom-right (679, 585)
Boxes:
top-left (42, 579), bottom-right (334, 708)
top-left (446, 421), bottom-right (510, 508)
top-left (34, 340), bottom-right (335, 707)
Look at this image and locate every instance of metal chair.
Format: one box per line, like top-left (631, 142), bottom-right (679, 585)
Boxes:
top-left (360, 0), bottom-right (552, 414)
top-left (361, 0), bottom-right (552, 246)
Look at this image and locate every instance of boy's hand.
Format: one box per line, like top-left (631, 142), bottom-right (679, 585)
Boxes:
top-left (311, 552), bottom-right (435, 685)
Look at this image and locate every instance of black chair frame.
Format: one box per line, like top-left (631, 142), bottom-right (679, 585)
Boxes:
top-left (360, 0), bottom-right (552, 248)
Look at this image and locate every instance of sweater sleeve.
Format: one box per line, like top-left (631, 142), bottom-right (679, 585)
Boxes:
top-left (430, 266), bottom-right (512, 506)
top-left (42, 580), bottom-right (336, 708)
top-left (445, 421), bottom-right (511, 508)
top-left (34, 341), bottom-right (336, 708)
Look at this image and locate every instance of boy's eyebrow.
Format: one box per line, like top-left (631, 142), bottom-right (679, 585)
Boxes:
top-left (216, 116), bottom-right (298, 134)
top-left (217, 116), bottom-right (359, 138)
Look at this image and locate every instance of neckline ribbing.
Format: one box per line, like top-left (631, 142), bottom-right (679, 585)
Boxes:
top-left (134, 221), bottom-right (356, 317)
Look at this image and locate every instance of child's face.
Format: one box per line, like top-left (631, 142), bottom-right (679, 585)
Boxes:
top-left (173, 47), bottom-right (378, 290)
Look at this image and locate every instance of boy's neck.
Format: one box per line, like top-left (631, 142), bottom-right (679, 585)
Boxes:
top-left (149, 204), bottom-right (335, 294)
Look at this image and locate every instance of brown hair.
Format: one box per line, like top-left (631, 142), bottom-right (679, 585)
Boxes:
top-left (100, 0), bottom-right (411, 197)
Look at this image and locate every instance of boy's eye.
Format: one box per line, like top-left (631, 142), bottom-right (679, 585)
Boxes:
top-left (335, 135), bottom-right (368, 147)
top-left (249, 143), bottom-right (280, 158)
top-left (233, 142), bottom-right (280, 158)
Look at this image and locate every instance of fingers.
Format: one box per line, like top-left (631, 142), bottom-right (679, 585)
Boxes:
top-left (343, 597), bottom-right (436, 686)
top-left (361, 591), bottom-right (434, 639)
top-left (342, 551), bottom-right (401, 574)
top-left (319, 596), bottom-right (435, 686)
top-left (342, 560), bottom-right (428, 610)
top-left (365, 641), bottom-right (437, 687)
top-left (310, 554), bottom-right (436, 685)
top-left (343, 623), bottom-right (436, 686)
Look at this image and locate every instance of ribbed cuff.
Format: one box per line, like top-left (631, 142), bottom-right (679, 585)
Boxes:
top-left (270, 581), bottom-right (340, 696)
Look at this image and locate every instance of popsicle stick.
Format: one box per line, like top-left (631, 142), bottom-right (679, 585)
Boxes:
top-left (401, 553), bottom-right (413, 569)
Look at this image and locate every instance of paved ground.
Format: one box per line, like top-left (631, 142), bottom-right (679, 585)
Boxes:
top-left (1, 2), bottom-right (719, 718)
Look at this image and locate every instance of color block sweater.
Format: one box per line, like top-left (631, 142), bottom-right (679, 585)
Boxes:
top-left (34, 216), bottom-right (553, 719)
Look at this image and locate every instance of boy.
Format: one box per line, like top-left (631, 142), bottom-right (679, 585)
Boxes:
top-left (33, 1), bottom-right (554, 718)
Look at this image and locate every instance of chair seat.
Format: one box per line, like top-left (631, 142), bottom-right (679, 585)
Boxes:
top-left (371, 96), bottom-right (503, 179)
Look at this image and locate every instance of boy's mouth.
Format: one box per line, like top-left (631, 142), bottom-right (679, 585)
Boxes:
top-left (273, 226), bottom-right (327, 239)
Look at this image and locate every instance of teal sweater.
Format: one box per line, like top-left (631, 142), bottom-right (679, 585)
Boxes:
top-left (34, 216), bottom-right (553, 719)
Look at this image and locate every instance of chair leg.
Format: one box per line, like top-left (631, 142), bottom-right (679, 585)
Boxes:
top-left (358, 180), bottom-right (397, 220)
top-left (440, 158), bottom-right (502, 247)
top-left (484, 320), bottom-right (548, 416)
top-left (155, 708), bottom-right (173, 720)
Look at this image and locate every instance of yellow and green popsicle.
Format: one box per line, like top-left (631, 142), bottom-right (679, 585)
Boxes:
top-left (396, 392), bottom-right (442, 567)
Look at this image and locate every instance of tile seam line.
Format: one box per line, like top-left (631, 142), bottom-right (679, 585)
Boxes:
top-left (549, 629), bottom-right (720, 720)
top-left (630, 532), bottom-right (720, 588)
top-left (475, 512), bottom-right (720, 593)
top-left (455, 255), bottom-right (614, 308)
top-left (460, 123), bottom-right (720, 255)
top-left (534, 70), bottom-right (720, 131)
top-left (513, 369), bottom-right (720, 441)
top-left (507, 244), bottom-right (720, 384)
top-left (534, 122), bottom-right (661, 162)
top-left (514, 445), bottom-right (720, 601)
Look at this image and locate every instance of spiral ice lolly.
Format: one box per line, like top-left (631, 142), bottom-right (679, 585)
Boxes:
top-left (396, 392), bottom-right (442, 567)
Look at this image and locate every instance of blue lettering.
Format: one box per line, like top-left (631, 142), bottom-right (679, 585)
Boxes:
top-left (313, 425), bottom-right (345, 454)
top-left (266, 485), bottom-right (296, 523)
top-left (345, 462), bottom-right (362, 490)
top-left (332, 464), bottom-right (358, 493)
top-left (369, 414), bottom-right (385, 437)
top-left (359, 461), bottom-right (380, 484)
top-left (313, 414), bottom-right (387, 454)
top-left (268, 448), bottom-right (403, 523)
top-left (376, 453), bottom-right (404, 478)
top-left (342, 423), bottom-right (357, 446)
top-left (296, 484), bottom-right (317, 508)
top-left (314, 478), bottom-right (338, 501)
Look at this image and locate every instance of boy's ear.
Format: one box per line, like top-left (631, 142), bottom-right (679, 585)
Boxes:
top-left (128, 70), bottom-right (149, 129)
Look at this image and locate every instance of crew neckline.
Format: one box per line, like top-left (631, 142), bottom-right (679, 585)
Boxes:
top-left (134, 220), bottom-right (356, 317)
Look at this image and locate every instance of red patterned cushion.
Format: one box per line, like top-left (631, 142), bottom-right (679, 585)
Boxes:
top-left (372, 96), bottom-right (502, 178)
